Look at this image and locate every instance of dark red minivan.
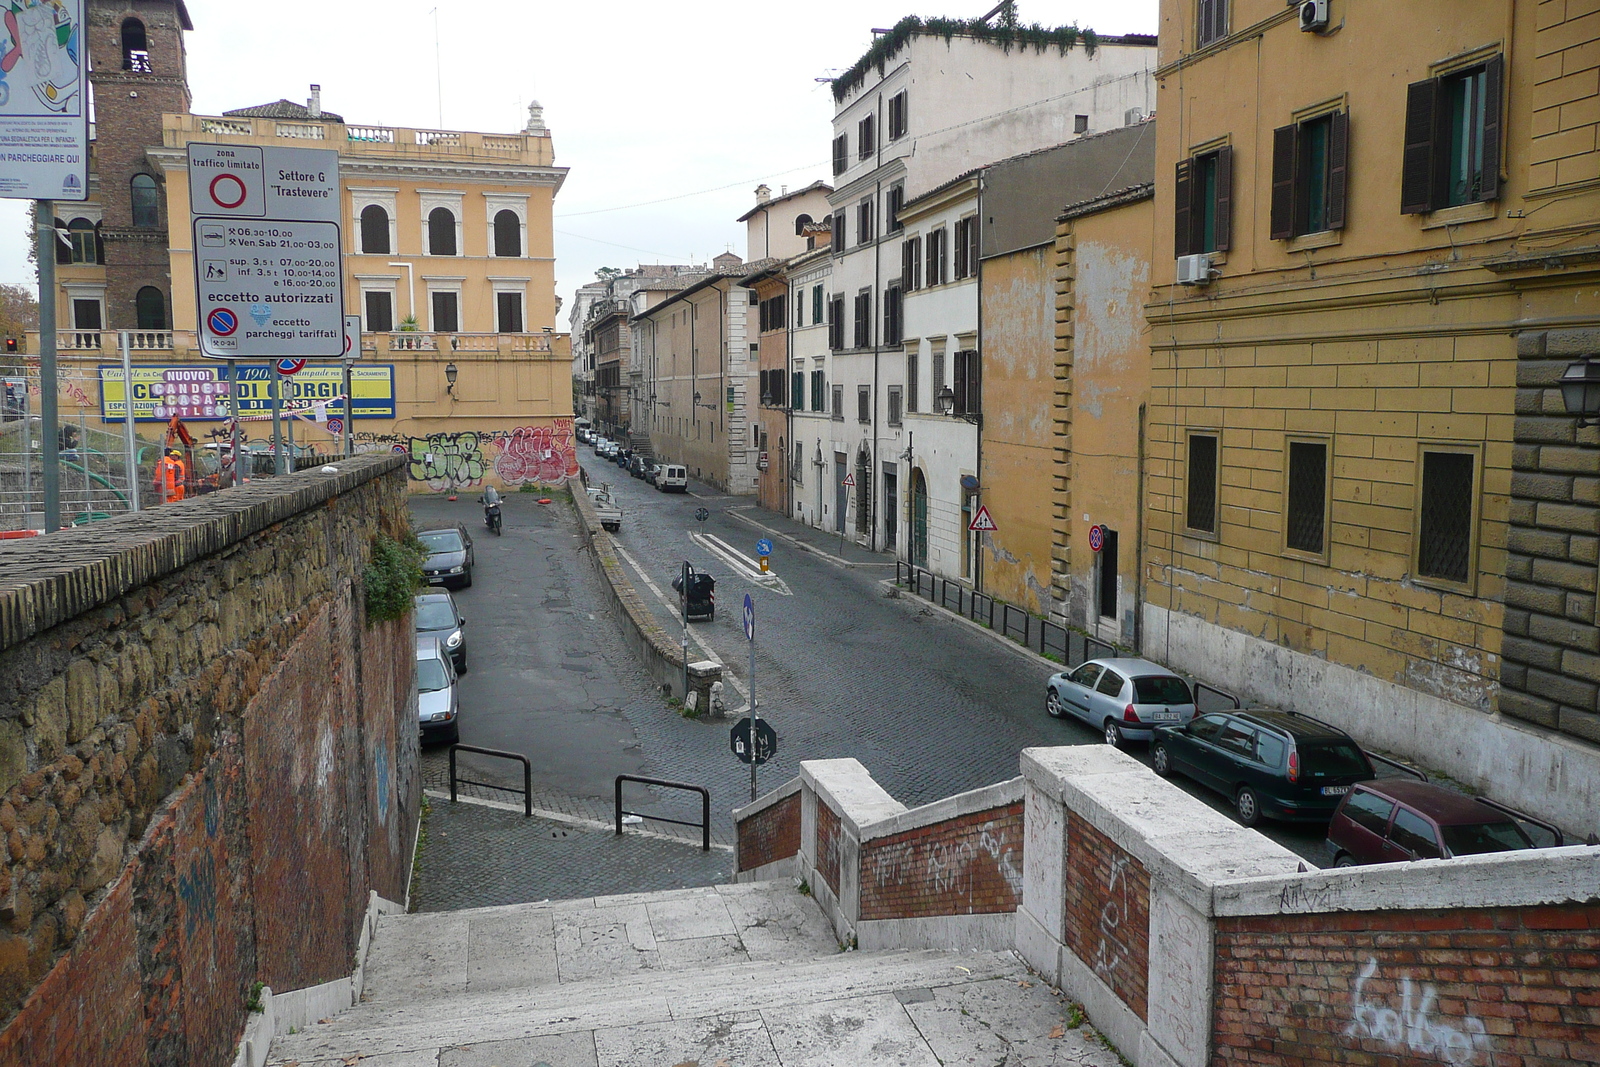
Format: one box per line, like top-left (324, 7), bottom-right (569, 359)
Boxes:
top-left (1325, 779), bottom-right (1554, 866)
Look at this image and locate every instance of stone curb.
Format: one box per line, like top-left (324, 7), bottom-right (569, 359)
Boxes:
top-left (0, 454), bottom-right (406, 653)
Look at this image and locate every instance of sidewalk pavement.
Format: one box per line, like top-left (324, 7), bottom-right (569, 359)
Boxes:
top-left (411, 794), bottom-right (734, 913)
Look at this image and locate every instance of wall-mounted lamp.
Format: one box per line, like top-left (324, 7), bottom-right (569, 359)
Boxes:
top-left (1561, 359), bottom-right (1600, 427)
top-left (900, 431), bottom-right (914, 463)
top-left (935, 385), bottom-right (956, 416)
top-left (444, 360), bottom-right (458, 397)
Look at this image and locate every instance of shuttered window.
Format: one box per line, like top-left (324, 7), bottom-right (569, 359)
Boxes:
top-left (792, 371), bottom-right (804, 410)
top-left (1197, 0), bottom-right (1227, 46)
top-left (858, 198), bottom-right (874, 246)
top-left (902, 236), bottom-right (923, 290)
top-left (887, 184), bottom-right (904, 234)
top-left (853, 292), bottom-right (871, 348)
top-left (832, 134), bottom-right (848, 176)
top-left (888, 91), bottom-right (908, 139)
top-left (828, 295), bottom-right (845, 350)
top-left (888, 386), bottom-right (902, 426)
top-left (858, 114), bottom-right (875, 159)
top-left (1174, 147), bottom-right (1232, 257)
top-left (884, 285), bottom-right (902, 347)
top-left (1401, 56), bottom-right (1503, 214)
top-left (926, 228), bottom-right (947, 285)
top-left (1270, 111), bottom-right (1349, 239)
top-left (858, 386), bottom-right (871, 423)
top-left (953, 350), bottom-right (981, 415)
top-left (907, 353), bottom-right (919, 413)
top-left (813, 284), bottom-right (824, 324)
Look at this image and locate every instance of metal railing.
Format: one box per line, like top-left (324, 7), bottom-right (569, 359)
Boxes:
top-left (448, 744), bottom-right (531, 816)
top-left (615, 775), bottom-right (710, 851)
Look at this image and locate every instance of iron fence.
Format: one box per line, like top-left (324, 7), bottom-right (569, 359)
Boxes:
top-left (615, 775), bottom-right (711, 851)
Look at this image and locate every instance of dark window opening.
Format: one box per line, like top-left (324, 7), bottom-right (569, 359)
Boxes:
top-left (122, 18), bottom-right (151, 72)
top-left (1074, 114), bottom-right (1089, 134)
top-left (888, 91), bottom-right (908, 140)
top-left (130, 174), bottom-right (160, 229)
top-left (428, 207), bottom-right (457, 256)
top-left (858, 113), bottom-right (876, 159)
top-left (887, 185), bottom-right (904, 234)
top-left (1187, 434), bottom-right (1218, 533)
top-left (1174, 147), bottom-right (1232, 257)
top-left (359, 204), bottom-right (391, 255)
top-left (1418, 451), bottom-right (1475, 583)
top-left (1286, 440), bottom-right (1328, 555)
top-left (431, 291), bottom-right (459, 334)
top-left (1270, 112), bottom-right (1348, 239)
top-left (953, 349), bottom-right (980, 415)
top-left (832, 134), bottom-right (848, 176)
top-left (883, 285), bottom-right (902, 347)
top-left (135, 287), bottom-right (166, 330)
top-left (901, 236), bottom-right (923, 291)
top-left (365, 291), bottom-right (394, 333)
top-left (858, 198), bottom-right (874, 246)
top-left (1098, 529), bottom-right (1119, 619)
top-left (828, 295), bottom-right (845, 351)
top-left (493, 209), bottom-right (521, 257)
top-left (794, 213), bottom-right (813, 236)
top-left (907, 353), bottom-right (919, 413)
top-left (853, 292), bottom-right (870, 349)
top-left (497, 292), bottom-right (523, 333)
top-left (72, 299), bottom-right (101, 331)
top-left (858, 385), bottom-right (871, 423)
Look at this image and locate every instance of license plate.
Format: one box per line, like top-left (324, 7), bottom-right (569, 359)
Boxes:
top-left (1150, 711), bottom-right (1179, 722)
top-left (1321, 786), bottom-right (1350, 796)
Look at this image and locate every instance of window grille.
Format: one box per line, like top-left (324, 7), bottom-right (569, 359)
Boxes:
top-left (1186, 434), bottom-right (1218, 533)
top-left (1286, 441), bottom-right (1327, 554)
top-left (1418, 452), bottom-right (1474, 583)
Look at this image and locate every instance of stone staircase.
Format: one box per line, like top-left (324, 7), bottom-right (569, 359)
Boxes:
top-left (265, 880), bottom-right (1118, 1066)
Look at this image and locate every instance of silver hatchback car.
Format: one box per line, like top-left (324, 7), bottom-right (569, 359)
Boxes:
top-left (1046, 657), bottom-right (1197, 747)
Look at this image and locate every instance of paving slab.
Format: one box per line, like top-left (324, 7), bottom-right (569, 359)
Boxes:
top-left (764, 992), bottom-right (940, 1067)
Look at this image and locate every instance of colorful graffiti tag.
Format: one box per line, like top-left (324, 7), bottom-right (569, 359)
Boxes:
top-left (355, 419), bottom-right (578, 492)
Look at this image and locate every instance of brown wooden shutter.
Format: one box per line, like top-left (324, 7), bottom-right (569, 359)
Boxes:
top-left (967, 214), bottom-right (980, 270)
top-left (1327, 110), bottom-right (1350, 230)
top-left (1401, 78), bottom-right (1439, 214)
top-left (1480, 55), bottom-right (1504, 201)
top-left (1214, 145), bottom-right (1234, 251)
top-left (1174, 159), bottom-right (1193, 258)
top-left (967, 351), bottom-right (981, 414)
top-left (926, 230), bottom-right (937, 285)
top-left (953, 352), bottom-right (967, 415)
top-left (1270, 126), bottom-right (1297, 240)
top-left (902, 241), bottom-right (914, 289)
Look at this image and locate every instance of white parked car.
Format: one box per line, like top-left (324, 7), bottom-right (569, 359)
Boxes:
top-left (656, 464), bottom-right (688, 493)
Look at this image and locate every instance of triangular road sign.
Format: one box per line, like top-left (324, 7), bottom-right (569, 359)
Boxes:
top-left (968, 504), bottom-right (998, 532)
top-left (842, 472), bottom-right (856, 487)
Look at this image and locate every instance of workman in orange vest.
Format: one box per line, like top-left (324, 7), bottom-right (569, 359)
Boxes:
top-left (156, 449), bottom-right (187, 503)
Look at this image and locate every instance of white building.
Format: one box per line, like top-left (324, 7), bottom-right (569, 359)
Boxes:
top-left (823, 20), bottom-right (1156, 551)
top-left (568, 282), bottom-right (606, 421)
top-left (787, 235), bottom-right (836, 529)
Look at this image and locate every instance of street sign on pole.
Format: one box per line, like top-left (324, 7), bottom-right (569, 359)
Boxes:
top-left (743, 593), bottom-right (756, 643)
top-left (756, 538), bottom-right (774, 557)
top-left (842, 472), bottom-right (856, 488)
top-left (189, 144), bottom-right (344, 360)
top-left (0, 0), bottom-right (89, 202)
top-left (969, 505), bottom-right (998, 532)
top-left (1089, 524), bottom-right (1105, 553)
top-left (730, 717), bottom-right (777, 766)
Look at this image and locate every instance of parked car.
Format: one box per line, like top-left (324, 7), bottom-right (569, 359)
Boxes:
top-left (1325, 779), bottom-right (1553, 866)
top-left (1045, 658), bottom-right (1197, 747)
top-left (414, 590), bottom-right (466, 673)
top-left (1151, 709), bottom-right (1376, 827)
top-left (416, 637), bottom-right (460, 744)
top-left (629, 455), bottom-right (650, 479)
top-left (591, 489), bottom-right (622, 532)
top-left (645, 464), bottom-right (661, 486)
top-left (417, 524), bottom-right (474, 589)
top-left (657, 464), bottom-right (688, 493)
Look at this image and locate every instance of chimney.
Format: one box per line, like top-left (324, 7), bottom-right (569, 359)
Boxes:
top-left (308, 84), bottom-right (322, 119)
top-left (754, 184), bottom-right (771, 204)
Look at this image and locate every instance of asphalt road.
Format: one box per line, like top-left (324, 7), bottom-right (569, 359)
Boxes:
top-left (409, 462), bottom-right (1338, 866)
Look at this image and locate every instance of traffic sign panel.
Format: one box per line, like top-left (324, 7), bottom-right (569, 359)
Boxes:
top-left (1089, 524), bottom-right (1105, 552)
top-left (968, 505), bottom-right (998, 532)
top-left (276, 358), bottom-right (306, 376)
top-left (756, 538), bottom-right (773, 557)
top-left (326, 417), bottom-right (344, 434)
top-left (187, 144), bottom-right (340, 223)
top-left (195, 217), bottom-right (344, 359)
top-left (730, 716), bottom-right (777, 765)
top-left (842, 472), bottom-right (856, 488)
top-left (344, 314), bottom-right (363, 360)
top-left (743, 593), bottom-right (755, 642)
top-left (206, 307), bottom-right (239, 337)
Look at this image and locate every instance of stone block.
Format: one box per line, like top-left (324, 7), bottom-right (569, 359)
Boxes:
top-left (1500, 662), bottom-right (1527, 690)
top-left (1507, 526), bottom-right (1570, 559)
top-left (1571, 534), bottom-right (1599, 564)
top-left (1525, 667), bottom-right (1596, 707)
top-left (1535, 501), bottom-right (1600, 534)
top-left (1519, 416), bottom-right (1578, 445)
top-left (1545, 327), bottom-right (1600, 356)
top-left (1558, 706), bottom-right (1600, 743)
top-left (1528, 610), bottom-right (1600, 652)
top-left (0, 723), bottom-right (23, 796)
top-left (1503, 607), bottom-right (1531, 636)
top-left (1502, 635), bottom-right (1564, 671)
top-left (1512, 471), bottom-right (1574, 502)
top-left (1512, 443), bottom-right (1542, 471)
top-left (1531, 556), bottom-right (1598, 593)
top-left (1504, 580), bottom-right (1568, 615)
top-left (1498, 689), bottom-right (1559, 728)
top-left (1515, 331), bottom-right (1548, 357)
top-left (1569, 592), bottom-right (1598, 620)
top-left (1536, 445), bottom-right (1600, 474)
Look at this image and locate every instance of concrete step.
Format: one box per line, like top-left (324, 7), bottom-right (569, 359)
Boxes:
top-left (263, 880), bottom-right (1119, 1066)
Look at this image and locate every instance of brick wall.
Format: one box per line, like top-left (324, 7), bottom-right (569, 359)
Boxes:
top-left (1529, 2), bottom-right (1600, 193)
top-left (816, 800), bottom-right (841, 896)
top-left (0, 454), bottom-right (418, 1066)
top-left (1064, 812), bottom-right (1150, 1022)
top-left (859, 802), bottom-right (1023, 921)
top-left (1213, 903), bottom-right (1600, 1067)
top-left (735, 792), bottom-right (800, 873)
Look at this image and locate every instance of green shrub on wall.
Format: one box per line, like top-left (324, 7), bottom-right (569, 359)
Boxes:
top-left (364, 532), bottom-right (425, 624)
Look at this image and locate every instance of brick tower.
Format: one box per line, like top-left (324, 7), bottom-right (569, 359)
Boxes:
top-left (85, 1), bottom-right (193, 330)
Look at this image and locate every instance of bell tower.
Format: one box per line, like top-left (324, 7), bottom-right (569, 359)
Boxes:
top-left (85, 1), bottom-right (193, 330)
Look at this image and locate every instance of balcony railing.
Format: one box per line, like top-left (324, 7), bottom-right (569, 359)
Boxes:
top-left (274, 122), bottom-right (326, 140)
top-left (29, 330), bottom-right (560, 358)
top-left (347, 125), bottom-right (395, 144)
top-left (386, 332), bottom-right (556, 355)
top-left (199, 118), bottom-right (253, 136)
top-left (168, 114), bottom-right (539, 160)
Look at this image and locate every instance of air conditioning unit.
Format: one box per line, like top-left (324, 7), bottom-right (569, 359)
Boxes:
top-left (1299, 0), bottom-right (1330, 32)
top-left (1176, 254), bottom-right (1213, 286)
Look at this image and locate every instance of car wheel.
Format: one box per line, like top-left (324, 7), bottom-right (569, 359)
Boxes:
top-left (1152, 742), bottom-right (1173, 777)
top-left (462, 568), bottom-right (473, 589)
top-left (1104, 719), bottom-right (1123, 748)
top-left (1334, 853), bottom-right (1358, 868)
top-left (457, 654), bottom-right (467, 674)
top-left (1235, 786), bottom-right (1262, 827)
top-left (1046, 689), bottom-right (1065, 719)
top-left (446, 724), bottom-right (460, 745)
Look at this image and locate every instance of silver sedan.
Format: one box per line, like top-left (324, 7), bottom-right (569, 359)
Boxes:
top-left (1045, 657), bottom-right (1197, 747)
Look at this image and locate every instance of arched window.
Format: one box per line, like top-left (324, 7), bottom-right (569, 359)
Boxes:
top-left (492, 209), bottom-right (521, 257)
top-left (136, 287), bottom-right (167, 330)
top-left (130, 175), bottom-right (160, 228)
top-left (794, 213), bottom-right (814, 236)
top-left (359, 204), bottom-right (390, 254)
top-left (427, 207), bottom-right (457, 256)
top-left (121, 18), bottom-right (151, 72)
top-left (68, 218), bottom-right (98, 264)
top-left (53, 217), bottom-right (71, 265)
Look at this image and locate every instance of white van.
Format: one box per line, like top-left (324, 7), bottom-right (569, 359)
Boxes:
top-left (657, 464), bottom-right (688, 493)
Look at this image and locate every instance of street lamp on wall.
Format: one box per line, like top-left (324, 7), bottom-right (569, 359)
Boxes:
top-left (445, 360), bottom-right (458, 397)
top-left (935, 385), bottom-right (956, 416)
top-left (1561, 359), bottom-right (1600, 427)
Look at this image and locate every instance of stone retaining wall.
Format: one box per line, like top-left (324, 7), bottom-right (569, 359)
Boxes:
top-left (0, 453), bottom-right (420, 1067)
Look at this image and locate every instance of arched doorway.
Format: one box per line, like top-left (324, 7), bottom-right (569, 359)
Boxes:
top-left (911, 469), bottom-right (929, 568)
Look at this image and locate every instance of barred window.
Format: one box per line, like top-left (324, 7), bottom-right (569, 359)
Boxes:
top-left (1286, 440), bottom-right (1327, 555)
top-left (1418, 451), bottom-right (1475, 583)
top-left (1186, 434), bottom-right (1218, 533)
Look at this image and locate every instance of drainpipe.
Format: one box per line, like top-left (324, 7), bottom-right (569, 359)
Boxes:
top-left (974, 170), bottom-right (985, 596)
top-left (1135, 402), bottom-right (1147, 653)
top-left (869, 86), bottom-right (885, 553)
top-left (786, 275), bottom-right (795, 516)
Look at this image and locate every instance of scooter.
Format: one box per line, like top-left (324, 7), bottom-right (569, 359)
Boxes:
top-left (481, 492), bottom-right (503, 535)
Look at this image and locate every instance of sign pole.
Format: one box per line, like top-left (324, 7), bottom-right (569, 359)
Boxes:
top-left (681, 560), bottom-right (690, 703)
top-left (749, 616), bottom-right (758, 803)
top-left (342, 359), bottom-right (353, 459)
top-left (228, 360), bottom-right (241, 487)
top-left (119, 332), bottom-right (139, 512)
top-left (286, 373), bottom-right (296, 462)
top-left (272, 364), bottom-right (285, 475)
top-left (36, 201), bottom-right (60, 533)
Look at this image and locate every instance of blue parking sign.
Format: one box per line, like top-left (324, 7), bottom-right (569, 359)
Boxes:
top-left (756, 538), bottom-right (773, 557)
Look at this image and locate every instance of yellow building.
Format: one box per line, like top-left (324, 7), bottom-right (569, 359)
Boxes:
top-left (1146, 0), bottom-right (1600, 826)
top-left (33, 71), bottom-right (574, 494)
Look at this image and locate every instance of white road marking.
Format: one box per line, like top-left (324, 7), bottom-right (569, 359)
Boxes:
top-left (691, 532), bottom-right (793, 596)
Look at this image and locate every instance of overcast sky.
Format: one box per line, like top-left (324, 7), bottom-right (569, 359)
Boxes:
top-left (0, 0), bottom-right (1157, 322)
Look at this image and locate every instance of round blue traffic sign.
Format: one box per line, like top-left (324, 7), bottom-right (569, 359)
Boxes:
top-left (743, 593), bottom-right (755, 642)
top-left (756, 538), bottom-right (773, 557)
top-left (277, 358), bottom-right (307, 376)
top-left (207, 307), bottom-right (238, 336)
top-left (1089, 524), bottom-right (1105, 553)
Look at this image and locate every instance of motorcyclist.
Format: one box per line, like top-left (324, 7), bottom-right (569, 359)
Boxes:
top-left (479, 484), bottom-right (502, 532)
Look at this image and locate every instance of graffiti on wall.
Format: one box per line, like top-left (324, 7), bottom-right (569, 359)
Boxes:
top-left (353, 418), bottom-right (578, 491)
top-left (1344, 958), bottom-right (1491, 1067)
top-left (1092, 853), bottom-right (1136, 987)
